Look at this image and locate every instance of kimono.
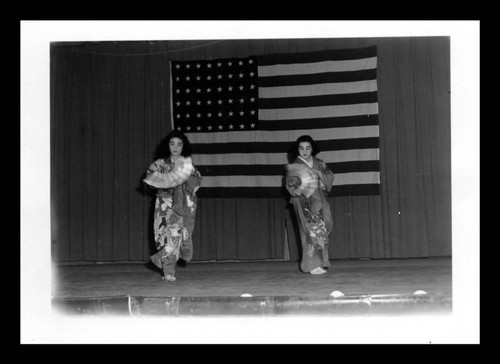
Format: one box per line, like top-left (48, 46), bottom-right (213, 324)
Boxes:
top-left (286, 156), bottom-right (334, 273)
top-left (144, 158), bottom-right (202, 278)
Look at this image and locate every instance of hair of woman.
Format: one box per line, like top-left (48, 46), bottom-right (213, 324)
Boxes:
top-left (289, 134), bottom-right (321, 159)
top-left (154, 129), bottom-right (193, 159)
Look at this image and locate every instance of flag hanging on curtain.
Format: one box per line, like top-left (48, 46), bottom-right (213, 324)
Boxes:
top-left (170, 46), bottom-right (380, 198)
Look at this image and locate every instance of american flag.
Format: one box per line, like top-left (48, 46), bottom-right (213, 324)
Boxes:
top-left (170, 46), bottom-right (380, 198)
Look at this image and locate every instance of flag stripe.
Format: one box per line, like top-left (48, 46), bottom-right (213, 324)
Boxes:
top-left (258, 91), bottom-right (378, 109)
top-left (192, 149), bottom-right (380, 166)
top-left (192, 137), bottom-right (379, 154)
top-left (200, 172), bottom-right (380, 188)
top-left (260, 115), bottom-right (379, 131)
top-left (197, 160), bottom-right (380, 177)
top-left (258, 57), bottom-right (377, 77)
top-left (259, 103), bottom-right (378, 120)
top-left (259, 80), bottom-right (378, 98)
top-left (258, 69), bottom-right (377, 88)
top-left (195, 184), bottom-right (381, 198)
top-left (187, 125), bottom-right (379, 144)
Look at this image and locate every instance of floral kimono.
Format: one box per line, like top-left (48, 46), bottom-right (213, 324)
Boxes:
top-left (145, 158), bottom-right (202, 278)
top-left (286, 156), bottom-right (334, 273)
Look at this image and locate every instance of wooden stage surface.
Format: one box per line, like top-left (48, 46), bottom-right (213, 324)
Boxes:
top-left (52, 257), bottom-right (452, 316)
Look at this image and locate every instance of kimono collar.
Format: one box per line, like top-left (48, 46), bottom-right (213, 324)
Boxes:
top-left (298, 156), bottom-right (314, 168)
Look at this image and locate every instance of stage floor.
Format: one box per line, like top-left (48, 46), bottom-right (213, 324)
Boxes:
top-left (52, 257), bottom-right (452, 316)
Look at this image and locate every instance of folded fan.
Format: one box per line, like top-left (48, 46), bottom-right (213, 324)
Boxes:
top-left (143, 157), bottom-right (194, 189)
top-left (286, 163), bottom-right (318, 198)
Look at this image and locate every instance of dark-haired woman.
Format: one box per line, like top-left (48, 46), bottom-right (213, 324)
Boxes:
top-left (143, 130), bottom-right (202, 282)
top-left (286, 135), bottom-right (334, 275)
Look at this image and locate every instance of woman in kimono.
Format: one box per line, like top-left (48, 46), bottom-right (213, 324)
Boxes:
top-left (286, 135), bottom-right (334, 275)
top-left (143, 130), bottom-right (202, 282)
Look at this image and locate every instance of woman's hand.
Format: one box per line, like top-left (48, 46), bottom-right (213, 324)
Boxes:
top-left (157, 162), bottom-right (171, 174)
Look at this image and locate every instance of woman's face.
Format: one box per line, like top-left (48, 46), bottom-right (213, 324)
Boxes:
top-left (169, 137), bottom-right (184, 158)
top-left (298, 141), bottom-right (312, 161)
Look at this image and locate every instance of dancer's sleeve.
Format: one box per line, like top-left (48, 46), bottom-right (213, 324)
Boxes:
top-left (185, 167), bottom-right (202, 194)
top-left (317, 159), bottom-right (334, 193)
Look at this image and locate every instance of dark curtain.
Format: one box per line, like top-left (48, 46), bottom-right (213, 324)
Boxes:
top-left (50, 36), bottom-right (451, 262)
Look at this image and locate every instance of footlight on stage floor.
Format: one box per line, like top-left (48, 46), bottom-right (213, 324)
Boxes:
top-left (51, 258), bottom-right (452, 317)
top-left (52, 292), bottom-right (452, 317)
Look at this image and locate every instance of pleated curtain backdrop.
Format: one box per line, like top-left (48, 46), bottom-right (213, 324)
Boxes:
top-left (50, 37), bottom-right (451, 262)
